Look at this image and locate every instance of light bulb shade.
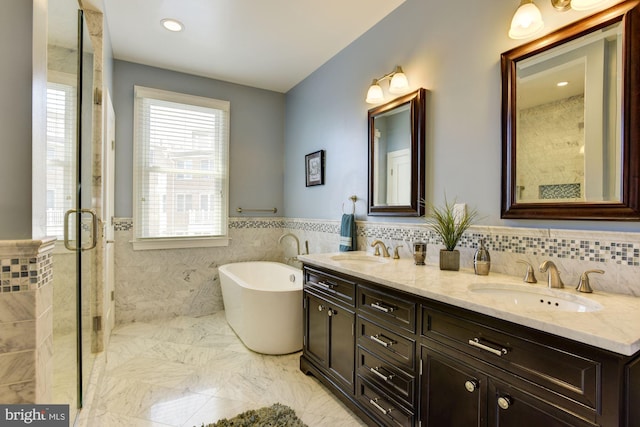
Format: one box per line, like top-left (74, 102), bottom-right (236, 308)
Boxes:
top-left (161, 18), bottom-right (184, 32)
top-left (509, 1), bottom-right (544, 39)
top-left (570, 0), bottom-right (606, 10)
top-left (366, 83), bottom-right (384, 104)
top-left (389, 72), bottom-right (409, 94)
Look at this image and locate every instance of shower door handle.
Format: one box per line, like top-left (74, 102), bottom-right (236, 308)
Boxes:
top-left (64, 209), bottom-right (98, 251)
top-left (64, 209), bottom-right (77, 251)
top-left (81, 209), bottom-right (98, 251)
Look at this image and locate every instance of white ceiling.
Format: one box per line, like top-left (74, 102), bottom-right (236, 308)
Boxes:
top-left (100, 0), bottom-right (406, 93)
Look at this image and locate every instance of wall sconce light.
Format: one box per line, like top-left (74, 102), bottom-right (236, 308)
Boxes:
top-left (509, 0), bottom-right (607, 39)
top-left (509, 0), bottom-right (545, 39)
top-left (365, 66), bottom-right (410, 104)
top-left (558, 0), bottom-right (607, 10)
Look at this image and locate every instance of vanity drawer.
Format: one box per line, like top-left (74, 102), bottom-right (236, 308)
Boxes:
top-left (357, 346), bottom-right (415, 408)
top-left (357, 376), bottom-right (414, 427)
top-left (358, 316), bottom-right (416, 371)
top-left (358, 285), bottom-right (416, 333)
top-left (421, 303), bottom-right (600, 411)
top-left (304, 267), bottom-right (355, 306)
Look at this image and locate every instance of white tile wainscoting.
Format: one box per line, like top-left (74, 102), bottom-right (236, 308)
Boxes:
top-left (112, 217), bottom-right (640, 327)
top-left (0, 239), bottom-right (55, 404)
top-left (113, 218), bottom-right (286, 324)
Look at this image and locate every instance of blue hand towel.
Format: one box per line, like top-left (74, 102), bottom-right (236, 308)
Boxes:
top-left (339, 213), bottom-right (356, 252)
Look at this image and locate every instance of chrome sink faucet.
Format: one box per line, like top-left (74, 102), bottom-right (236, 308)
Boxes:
top-left (371, 240), bottom-right (390, 257)
top-left (539, 260), bottom-right (564, 288)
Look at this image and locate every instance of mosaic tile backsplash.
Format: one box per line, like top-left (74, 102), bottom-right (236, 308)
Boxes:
top-left (539, 183), bottom-right (582, 200)
top-left (112, 216), bottom-right (640, 325)
top-left (283, 219), bottom-right (640, 296)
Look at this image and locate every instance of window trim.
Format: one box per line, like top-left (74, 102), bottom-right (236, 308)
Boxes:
top-left (132, 86), bottom-right (230, 250)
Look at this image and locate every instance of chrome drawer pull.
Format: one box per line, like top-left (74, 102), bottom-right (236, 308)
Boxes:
top-left (371, 302), bottom-right (395, 313)
top-left (370, 366), bottom-right (393, 382)
top-left (468, 338), bottom-right (508, 356)
top-left (317, 281), bottom-right (335, 289)
top-left (369, 398), bottom-right (389, 415)
top-left (370, 334), bottom-right (395, 347)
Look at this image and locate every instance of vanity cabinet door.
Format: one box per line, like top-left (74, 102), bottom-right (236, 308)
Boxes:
top-left (328, 300), bottom-right (356, 391)
top-left (488, 379), bottom-right (599, 427)
top-left (305, 292), bottom-right (329, 366)
top-left (303, 291), bottom-right (355, 393)
top-left (420, 345), bottom-right (486, 427)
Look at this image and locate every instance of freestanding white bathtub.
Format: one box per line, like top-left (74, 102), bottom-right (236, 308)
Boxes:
top-left (219, 261), bottom-right (303, 355)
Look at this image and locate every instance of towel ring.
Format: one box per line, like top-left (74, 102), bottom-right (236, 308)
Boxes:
top-left (342, 195), bottom-right (357, 214)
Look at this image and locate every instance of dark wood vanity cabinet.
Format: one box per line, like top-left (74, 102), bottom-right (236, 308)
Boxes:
top-left (420, 343), bottom-right (486, 426)
top-left (304, 291), bottom-right (355, 392)
top-left (301, 268), bottom-right (356, 394)
top-left (486, 379), bottom-right (599, 427)
top-left (420, 340), bottom-right (600, 427)
top-left (300, 265), bottom-right (640, 427)
top-left (355, 285), bottom-right (418, 427)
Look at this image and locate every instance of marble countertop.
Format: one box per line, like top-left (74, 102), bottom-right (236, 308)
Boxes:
top-left (297, 251), bottom-right (640, 356)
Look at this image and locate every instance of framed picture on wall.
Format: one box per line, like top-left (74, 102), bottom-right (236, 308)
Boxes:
top-left (305, 150), bottom-right (325, 187)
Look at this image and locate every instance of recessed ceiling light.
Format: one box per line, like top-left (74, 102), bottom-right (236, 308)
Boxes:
top-left (161, 18), bottom-right (184, 32)
top-left (557, 81), bottom-right (569, 87)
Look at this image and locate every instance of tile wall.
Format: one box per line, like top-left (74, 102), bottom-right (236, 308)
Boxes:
top-left (0, 239), bottom-right (55, 403)
top-left (518, 95), bottom-right (585, 202)
top-left (113, 218), bottom-right (286, 324)
top-left (114, 217), bottom-right (640, 326)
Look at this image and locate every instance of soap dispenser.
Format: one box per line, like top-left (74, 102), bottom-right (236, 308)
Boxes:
top-left (474, 239), bottom-right (490, 275)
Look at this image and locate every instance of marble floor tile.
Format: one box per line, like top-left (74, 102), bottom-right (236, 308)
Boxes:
top-left (78, 313), bottom-right (366, 427)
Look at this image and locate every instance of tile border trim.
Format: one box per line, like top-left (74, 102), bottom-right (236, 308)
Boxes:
top-left (0, 239), bottom-right (56, 293)
top-left (112, 217), bottom-right (640, 266)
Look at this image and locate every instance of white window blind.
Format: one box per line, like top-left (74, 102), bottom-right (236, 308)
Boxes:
top-left (46, 80), bottom-right (77, 239)
top-left (133, 86), bottom-right (229, 247)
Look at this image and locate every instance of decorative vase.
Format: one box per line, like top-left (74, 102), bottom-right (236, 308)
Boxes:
top-left (439, 249), bottom-right (460, 271)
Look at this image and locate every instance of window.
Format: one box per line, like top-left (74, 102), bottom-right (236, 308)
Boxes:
top-left (200, 194), bottom-right (210, 211)
top-left (133, 86), bottom-right (230, 249)
top-left (46, 76), bottom-right (77, 239)
top-left (176, 160), bottom-right (193, 180)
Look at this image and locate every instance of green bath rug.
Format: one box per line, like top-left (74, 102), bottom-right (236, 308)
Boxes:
top-left (202, 403), bottom-right (308, 427)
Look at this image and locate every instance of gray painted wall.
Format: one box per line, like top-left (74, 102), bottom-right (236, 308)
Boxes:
top-left (0, 1), bottom-right (35, 239)
top-left (112, 60), bottom-right (285, 218)
top-left (284, 0), bottom-right (638, 232)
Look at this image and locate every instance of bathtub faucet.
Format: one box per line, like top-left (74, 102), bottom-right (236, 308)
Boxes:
top-left (278, 233), bottom-right (301, 256)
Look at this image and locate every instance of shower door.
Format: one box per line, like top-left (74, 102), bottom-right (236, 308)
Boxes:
top-left (76, 8), bottom-right (98, 410)
top-left (47, 3), bottom-right (97, 422)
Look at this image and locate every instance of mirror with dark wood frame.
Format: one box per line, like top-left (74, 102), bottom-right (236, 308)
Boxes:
top-left (501, 0), bottom-right (640, 220)
top-left (368, 88), bottom-right (426, 217)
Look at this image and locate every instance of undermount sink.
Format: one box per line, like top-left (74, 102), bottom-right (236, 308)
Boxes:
top-left (330, 253), bottom-right (390, 264)
top-left (468, 283), bottom-right (603, 313)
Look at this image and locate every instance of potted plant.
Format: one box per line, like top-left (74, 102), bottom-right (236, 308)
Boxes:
top-left (425, 197), bottom-right (478, 271)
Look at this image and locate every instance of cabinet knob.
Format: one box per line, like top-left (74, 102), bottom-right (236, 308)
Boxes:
top-left (327, 309), bottom-right (336, 317)
top-left (464, 380), bottom-right (478, 393)
top-left (318, 304), bottom-right (325, 312)
top-left (497, 396), bottom-right (512, 410)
